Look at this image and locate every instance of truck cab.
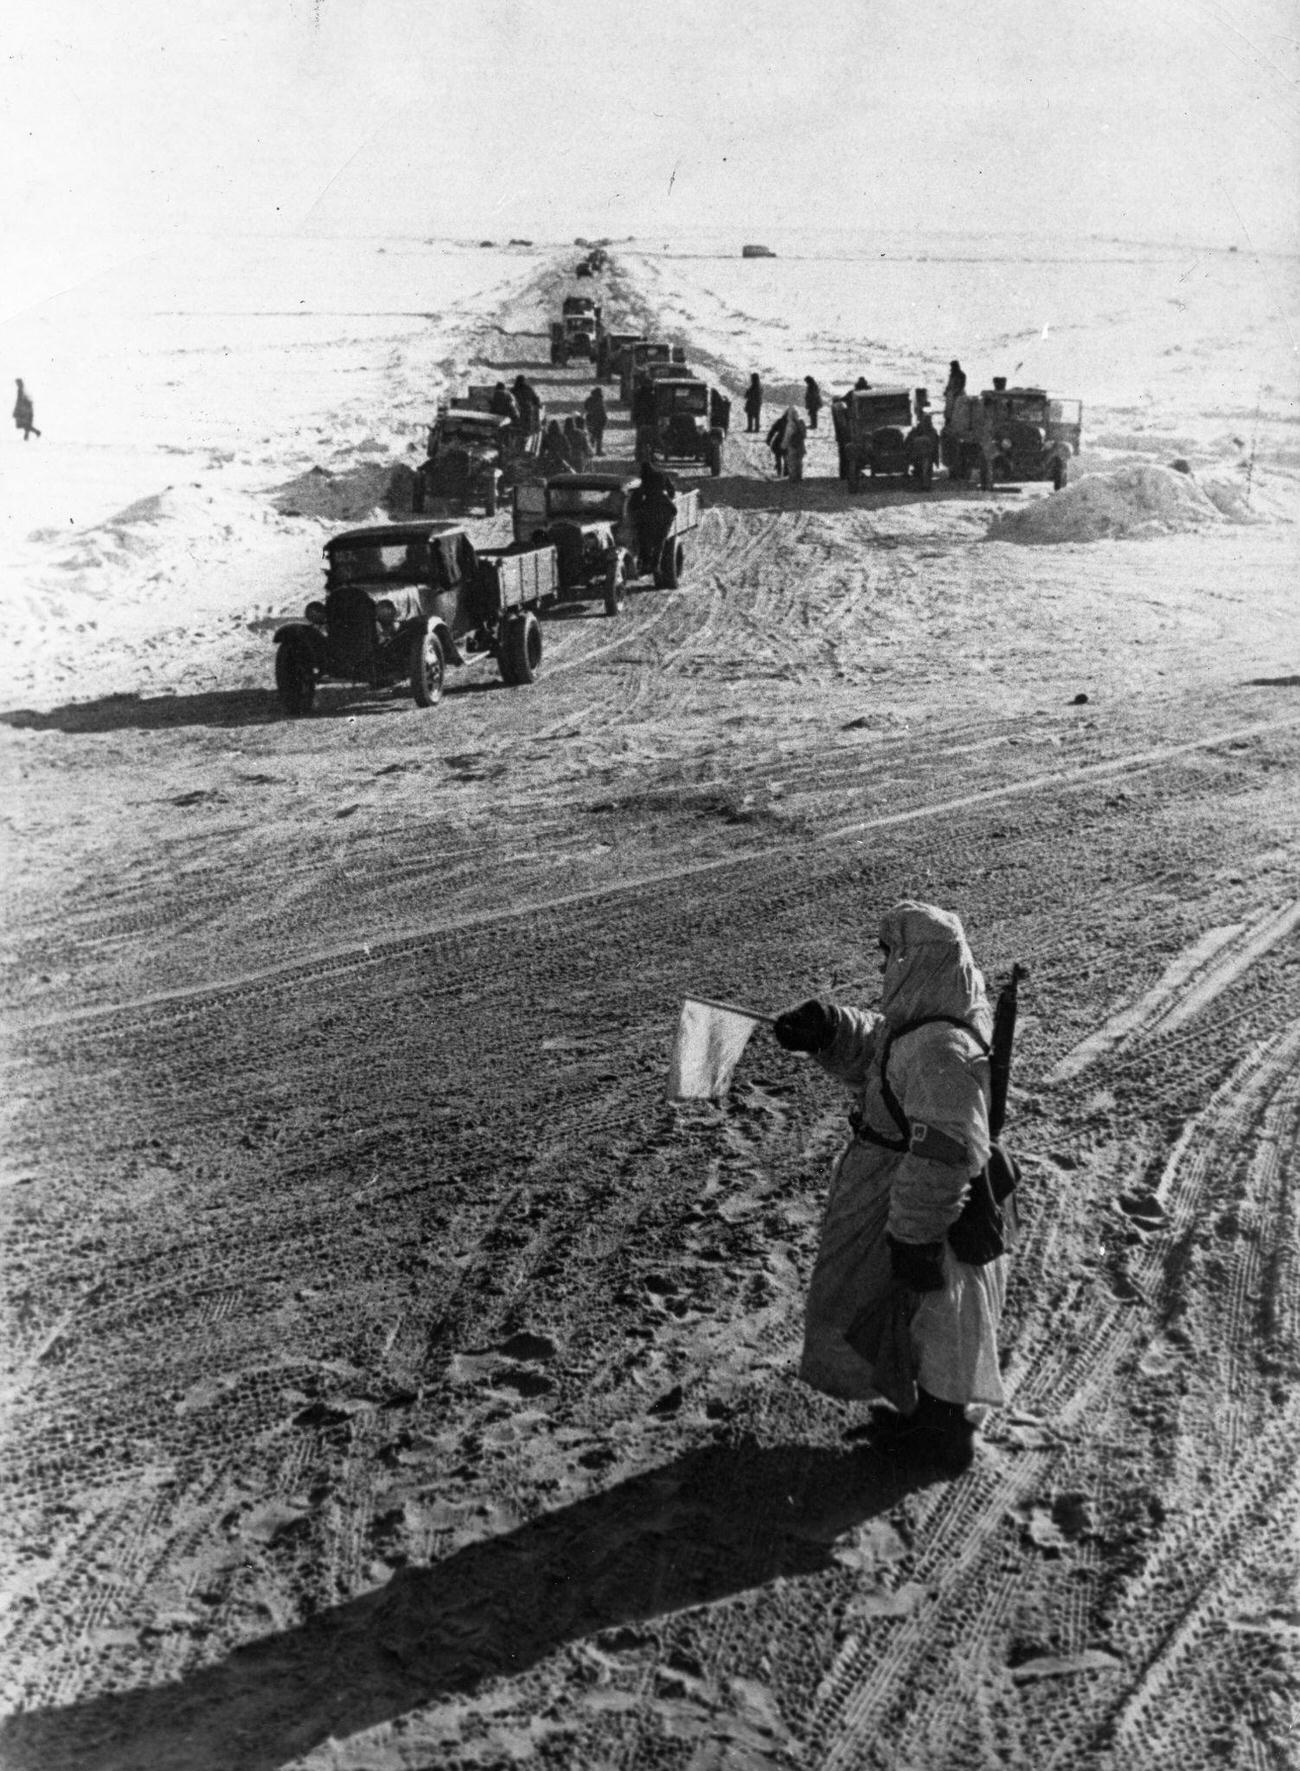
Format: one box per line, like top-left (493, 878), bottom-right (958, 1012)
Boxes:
top-left (621, 340), bottom-right (688, 405)
top-left (414, 409), bottom-right (512, 515)
top-left (648, 376), bottom-right (727, 476)
top-left (600, 329), bottom-right (643, 382)
top-left (839, 386), bottom-right (934, 490)
top-left (513, 471), bottom-right (702, 604)
top-left (981, 384), bottom-right (1081, 488)
top-left (551, 296), bottom-right (604, 365)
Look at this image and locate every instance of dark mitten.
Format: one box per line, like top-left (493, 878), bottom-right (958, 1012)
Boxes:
top-left (772, 998), bottom-right (834, 1053)
top-left (886, 1234), bottom-right (946, 1293)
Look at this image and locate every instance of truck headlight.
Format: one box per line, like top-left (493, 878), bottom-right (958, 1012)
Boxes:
top-left (304, 600), bottom-right (327, 625)
top-left (374, 600), bottom-right (398, 627)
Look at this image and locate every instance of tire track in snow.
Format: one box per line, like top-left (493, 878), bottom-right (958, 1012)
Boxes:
top-left (17, 713), bottom-right (1300, 1033)
top-left (1048, 894), bottom-right (1300, 1082)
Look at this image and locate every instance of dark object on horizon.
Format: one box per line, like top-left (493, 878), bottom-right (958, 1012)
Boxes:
top-left (479, 240), bottom-right (495, 248)
top-left (1072, 692), bottom-right (1090, 704)
top-left (742, 243), bottom-right (776, 258)
top-left (508, 238), bottom-right (533, 247)
top-left (1169, 458), bottom-right (1191, 474)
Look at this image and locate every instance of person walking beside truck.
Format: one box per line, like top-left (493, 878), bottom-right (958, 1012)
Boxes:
top-left (628, 458), bottom-right (677, 576)
top-left (765, 411), bottom-right (788, 477)
top-left (784, 407), bottom-right (807, 482)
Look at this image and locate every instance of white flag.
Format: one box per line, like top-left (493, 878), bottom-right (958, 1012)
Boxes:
top-left (667, 997), bottom-right (768, 1100)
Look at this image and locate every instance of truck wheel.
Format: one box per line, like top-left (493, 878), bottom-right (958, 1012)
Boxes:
top-left (656, 540), bottom-right (684, 590)
top-left (410, 625), bottom-right (445, 708)
top-left (275, 641), bottom-right (316, 717)
top-left (978, 456), bottom-right (993, 491)
top-left (708, 436), bottom-right (722, 476)
top-left (410, 471), bottom-right (427, 515)
top-left (603, 552), bottom-right (628, 617)
top-left (1051, 458), bottom-right (1067, 491)
top-left (918, 458), bottom-right (934, 491)
top-left (485, 479), bottom-right (498, 516)
top-left (501, 612), bottom-right (542, 685)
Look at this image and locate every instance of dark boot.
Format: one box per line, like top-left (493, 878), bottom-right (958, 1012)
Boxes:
top-left (868, 1388), bottom-right (974, 1474)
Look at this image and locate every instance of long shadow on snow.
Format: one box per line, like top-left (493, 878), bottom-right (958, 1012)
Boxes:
top-left (0, 1440), bottom-right (931, 1771)
top-left (0, 678), bottom-right (513, 735)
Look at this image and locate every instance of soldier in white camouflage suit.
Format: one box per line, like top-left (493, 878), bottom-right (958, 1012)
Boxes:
top-left (774, 901), bottom-right (1009, 1473)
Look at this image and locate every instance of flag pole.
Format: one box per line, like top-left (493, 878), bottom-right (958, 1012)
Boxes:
top-left (686, 995), bottom-right (775, 1027)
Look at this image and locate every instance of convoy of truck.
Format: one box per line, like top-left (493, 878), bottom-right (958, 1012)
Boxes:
top-left (274, 255), bottom-right (1086, 714)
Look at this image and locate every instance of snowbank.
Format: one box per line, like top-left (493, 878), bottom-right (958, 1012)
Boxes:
top-left (270, 462), bottom-right (394, 524)
top-left (987, 463), bottom-right (1245, 545)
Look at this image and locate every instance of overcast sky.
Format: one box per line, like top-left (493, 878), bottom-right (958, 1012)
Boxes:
top-left (4, 0), bottom-right (1297, 290)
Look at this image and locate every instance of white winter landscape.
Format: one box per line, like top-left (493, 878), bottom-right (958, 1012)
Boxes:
top-left (3, 3), bottom-right (1300, 1769)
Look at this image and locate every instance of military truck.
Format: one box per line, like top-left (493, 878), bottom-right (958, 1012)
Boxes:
top-left (412, 408), bottom-right (512, 515)
top-left (837, 386), bottom-right (936, 491)
top-left (600, 329), bottom-right (643, 383)
top-left (272, 521), bottom-right (559, 715)
top-left (513, 473), bottom-right (701, 613)
top-left (646, 376), bottom-right (729, 476)
top-left (981, 382), bottom-right (1081, 489)
top-left (550, 296), bottom-right (604, 365)
top-left (620, 340), bottom-right (688, 405)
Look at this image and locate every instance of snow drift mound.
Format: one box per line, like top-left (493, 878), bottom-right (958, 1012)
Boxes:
top-left (271, 462), bottom-right (396, 524)
top-left (989, 463), bottom-right (1240, 545)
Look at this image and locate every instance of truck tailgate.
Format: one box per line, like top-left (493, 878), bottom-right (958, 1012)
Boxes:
top-left (475, 544), bottom-right (559, 616)
top-left (672, 488), bottom-right (701, 537)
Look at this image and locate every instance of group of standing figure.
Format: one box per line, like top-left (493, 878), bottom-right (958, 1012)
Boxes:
top-left (742, 372), bottom-right (822, 480)
top-left (489, 375), bottom-right (609, 478)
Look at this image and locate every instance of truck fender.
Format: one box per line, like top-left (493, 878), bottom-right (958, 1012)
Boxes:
top-left (416, 616), bottom-right (465, 669)
top-left (273, 621), bottom-right (329, 669)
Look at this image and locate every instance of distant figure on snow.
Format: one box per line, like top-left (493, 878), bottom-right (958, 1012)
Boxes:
top-left (906, 409), bottom-right (939, 480)
top-left (784, 408), bottom-right (808, 482)
top-left (744, 373), bottom-right (764, 432)
top-left (584, 384), bottom-right (607, 455)
top-left (766, 411), bottom-right (788, 477)
top-left (512, 374), bottom-right (540, 436)
top-left (538, 418), bottom-right (571, 476)
top-left (943, 361), bottom-right (964, 427)
top-left (804, 375), bottom-right (822, 430)
top-left (13, 379), bottom-right (39, 440)
top-left (563, 414), bottom-right (592, 470)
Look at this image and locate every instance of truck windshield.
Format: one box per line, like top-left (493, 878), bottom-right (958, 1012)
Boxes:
top-left (856, 399), bottom-right (911, 428)
top-left (547, 487), bottom-right (623, 518)
top-left (330, 541), bottom-right (429, 584)
top-left (441, 421), bottom-right (498, 442)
